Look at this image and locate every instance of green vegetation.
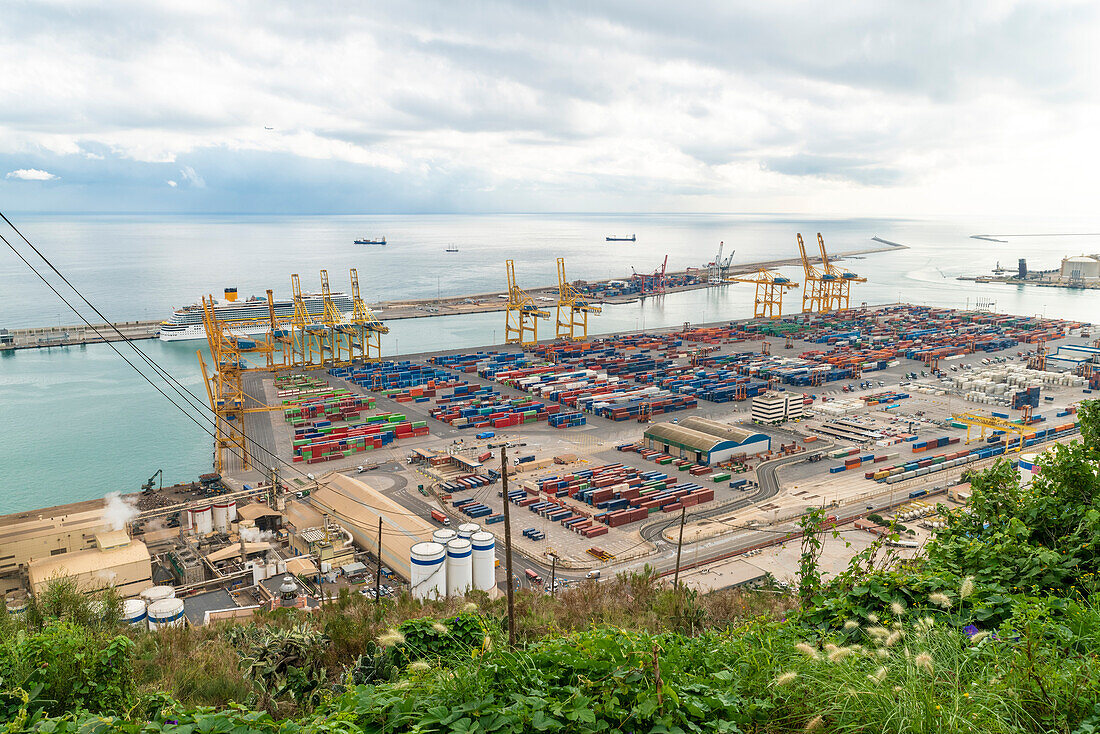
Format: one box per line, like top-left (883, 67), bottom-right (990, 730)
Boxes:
top-left (2, 401), bottom-right (1098, 732)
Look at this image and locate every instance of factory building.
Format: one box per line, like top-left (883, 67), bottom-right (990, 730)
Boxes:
top-left (642, 418), bottom-right (771, 465)
top-left (308, 471), bottom-right (436, 582)
top-left (26, 530), bottom-right (152, 597)
top-left (1059, 255), bottom-right (1100, 283)
top-left (0, 496), bottom-right (120, 596)
top-left (750, 391), bottom-right (804, 424)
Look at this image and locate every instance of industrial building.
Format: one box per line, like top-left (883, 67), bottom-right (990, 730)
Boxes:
top-left (0, 496), bottom-right (122, 596)
top-left (1059, 254), bottom-right (1100, 284)
top-left (26, 531), bottom-right (152, 597)
top-left (308, 471), bottom-right (437, 581)
top-left (642, 418), bottom-right (771, 465)
top-left (750, 391), bottom-right (804, 424)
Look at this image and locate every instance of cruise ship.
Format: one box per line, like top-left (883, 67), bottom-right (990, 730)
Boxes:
top-left (158, 288), bottom-right (354, 342)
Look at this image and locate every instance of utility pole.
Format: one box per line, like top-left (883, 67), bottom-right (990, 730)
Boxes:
top-left (672, 507), bottom-right (687, 591)
top-left (375, 516), bottom-right (383, 605)
top-left (501, 446), bottom-right (516, 646)
top-left (550, 554), bottom-right (557, 598)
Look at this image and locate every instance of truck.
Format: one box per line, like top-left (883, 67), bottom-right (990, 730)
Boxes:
top-left (430, 510), bottom-right (450, 526)
top-left (476, 431), bottom-right (496, 440)
top-left (525, 568), bottom-right (542, 585)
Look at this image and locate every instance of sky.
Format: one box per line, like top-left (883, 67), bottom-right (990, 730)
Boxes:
top-left (1, 1), bottom-right (1098, 216)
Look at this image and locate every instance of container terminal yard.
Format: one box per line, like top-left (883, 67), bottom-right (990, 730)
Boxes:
top-left (3, 235), bottom-right (1098, 629)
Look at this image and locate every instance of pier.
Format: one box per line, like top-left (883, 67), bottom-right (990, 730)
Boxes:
top-left (2, 239), bottom-right (906, 351)
top-left (0, 320), bottom-right (162, 351)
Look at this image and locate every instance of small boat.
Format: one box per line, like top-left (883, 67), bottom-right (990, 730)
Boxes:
top-left (354, 236), bottom-right (386, 245)
top-left (445, 245), bottom-right (459, 253)
top-left (606, 234), bottom-right (636, 242)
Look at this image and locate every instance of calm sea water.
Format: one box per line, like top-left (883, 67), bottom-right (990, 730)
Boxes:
top-left (1, 213), bottom-right (1098, 514)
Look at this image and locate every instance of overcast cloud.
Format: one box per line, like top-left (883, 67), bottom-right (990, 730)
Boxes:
top-left (1, 1), bottom-right (1097, 214)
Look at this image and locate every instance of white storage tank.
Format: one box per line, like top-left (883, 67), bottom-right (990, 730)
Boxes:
top-left (190, 504), bottom-right (213, 535)
top-left (5, 594), bottom-right (28, 617)
top-left (446, 538), bottom-right (473, 596)
top-left (411, 541), bottom-right (446, 600)
top-left (122, 598), bottom-right (147, 626)
top-left (457, 522), bottom-right (480, 540)
top-left (140, 585), bottom-right (175, 604)
top-left (147, 598), bottom-right (186, 630)
top-left (1018, 452), bottom-right (1042, 484)
top-left (471, 531), bottom-right (496, 592)
top-left (432, 528), bottom-right (457, 546)
top-left (212, 500), bottom-right (236, 532)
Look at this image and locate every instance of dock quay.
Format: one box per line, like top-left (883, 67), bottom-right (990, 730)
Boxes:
top-left (3, 239), bottom-right (907, 350)
top-left (0, 319), bottom-right (162, 351)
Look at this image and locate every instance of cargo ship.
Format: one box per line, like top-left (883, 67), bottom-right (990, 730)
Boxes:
top-left (354, 236), bottom-right (386, 245)
top-left (158, 288), bottom-right (353, 342)
top-left (606, 234), bottom-right (636, 242)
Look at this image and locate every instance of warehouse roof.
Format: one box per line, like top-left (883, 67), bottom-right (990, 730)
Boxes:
top-left (27, 539), bottom-right (151, 591)
top-left (676, 417), bottom-right (764, 446)
top-left (237, 504), bottom-right (283, 521)
top-left (644, 423), bottom-right (723, 452)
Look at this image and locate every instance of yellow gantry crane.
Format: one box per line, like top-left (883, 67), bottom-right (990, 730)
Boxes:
top-left (797, 233), bottom-right (828, 314)
top-left (729, 268), bottom-right (800, 319)
top-left (817, 233), bottom-right (865, 311)
top-left (197, 295), bottom-right (250, 474)
top-left (347, 268), bottom-right (388, 362)
top-left (505, 259), bottom-right (549, 345)
top-left (555, 257), bottom-right (601, 340)
top-left (952, 412), bottom-right (1030, 452)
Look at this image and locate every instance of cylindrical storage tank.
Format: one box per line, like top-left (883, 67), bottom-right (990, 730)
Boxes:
top-left (122, 599), bottom-right (147, 626)
top-left (471, 531), bottom-right (496, 592)
top-left (1018, 453), bottom-right (1041, 484)
top-left (432, 528), bottom-right (457, 546)
top-left (147, 598), bottom-right (185, 630)
top-left (212, 500), bottom-right (236, 532)
top-left (410, 541), bottom-right (446, 600)
top-left (194, 505), bottom-right (213, 535)
top-left (446, 538), bottom-right (472, 596)
top-left (140, 585), bottom-right (175, 604)
top-left (5, 594), bottom-right (28, 617)
top-left (457, 522), bottom-right (480, 540)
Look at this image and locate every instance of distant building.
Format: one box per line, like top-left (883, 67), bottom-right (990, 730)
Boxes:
top-left (27, 531), bottom-right (152, 597)
top-left (751, 391), bottom-right (804, 424)
top-left (1059, 254), bottom-right (1100, 284)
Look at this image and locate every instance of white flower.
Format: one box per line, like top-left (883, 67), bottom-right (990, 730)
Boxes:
top-left (890, 601), bottom-right (906, 616)
top-left (843, 620), bottom-right (860, 630)
top-left (377, 629), bottom-right (405, 647)
top-left (431, 622), bottom-right (448, 634)
top-left (960, 576), bottom-right (975, 599)
top-left (773, 671), bottom-right (798, 686)
top-left (868, 666), bottom-right (888, 683)
top-left (795, 642), bottom-right (820, 660)
top-left (914, 652), bottom-right (933, 673)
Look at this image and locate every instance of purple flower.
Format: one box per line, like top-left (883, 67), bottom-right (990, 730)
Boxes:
top-left (963, 624), bottom-right (980, 638)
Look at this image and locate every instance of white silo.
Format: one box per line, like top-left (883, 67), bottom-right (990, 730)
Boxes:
top-left (122, 598), bottom-right (147, 626)
top-left (191, 504), bottom-right (213, 535)
top-left (470, 531), bottom-right (496, 591)
top-left (140, 585), bottom-right (175, 604)
top-left (1018, 452), bottom-right (1042, 485)
top-left (457, 522), bottom-right (480, 540)
top-left (411, 541), bottom-right (446, 600)
top-left (446, 538), bottom-right (473, 596)
top-left (147, 598), bottom-right (186, 630)
top-left (212, 500), bottom-right (236, 532)
top-left (433, 528), bottom-right (457, 546)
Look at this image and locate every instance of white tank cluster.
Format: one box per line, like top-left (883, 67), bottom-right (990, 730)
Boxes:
top-left (140, 585), bottom-right (175, 604)
top-left (1018, 452), bottom-right (1044, 485)
top-left (411, 524), bottom-right (496, 599)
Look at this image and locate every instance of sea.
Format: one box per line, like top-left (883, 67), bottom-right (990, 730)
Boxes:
top-left (1, 213), bottom-right (1098, 514)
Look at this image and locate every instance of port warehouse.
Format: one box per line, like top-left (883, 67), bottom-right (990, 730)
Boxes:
top-left (2, 303), bottom-right (1096, 620)
top-left (641, 418), bottom-right (771, 466)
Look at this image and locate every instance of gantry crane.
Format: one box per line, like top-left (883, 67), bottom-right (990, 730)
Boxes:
top-left (797, 233), bottom-right (828, 314)
top-left (1027, 339), bottom-right (1047, 371)
top-left (708, 242), bottom-right (734, 284)
top-left (728, 268), bottom-right (800, 319)
top-left (952, 412), bottom-right (1031, 452)
top-left (347, 268), bottom-right (388, 362)
top-left (505, 259), bottom-right (549, 345)
top-left (198, 295), bottom-right (249, 474)
top-left (289, 273), bottom-right (329, 368)
top-left (555, 258), bottom-right (601, 340)
top-left (816, 234), bottom-right (866, 311)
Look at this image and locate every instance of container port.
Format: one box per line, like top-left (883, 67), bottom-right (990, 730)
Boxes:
top-left (6, 292), bottom-right (1095, 624)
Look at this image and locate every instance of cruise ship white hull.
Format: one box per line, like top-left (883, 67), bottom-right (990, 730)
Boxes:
top-left (159, 292), bottom-right (356, 342)
top-left (159, 313), bottom-right (356, 342)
